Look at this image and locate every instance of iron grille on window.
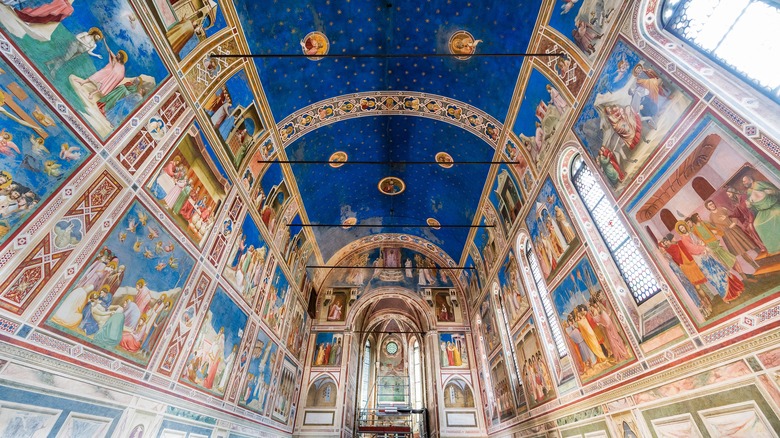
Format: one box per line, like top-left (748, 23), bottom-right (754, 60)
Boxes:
top-left (525, 247), bottom-right (568, 358)
top-left (571, 155), bottom-right (661, 304)
top-left (662, 0), bottom-right (780, 101)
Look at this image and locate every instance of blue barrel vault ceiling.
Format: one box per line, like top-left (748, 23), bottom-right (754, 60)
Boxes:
top-left (231, 0), bottom-right (541, 266)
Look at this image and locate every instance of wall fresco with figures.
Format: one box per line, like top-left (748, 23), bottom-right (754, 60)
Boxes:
top-left (0, 0), bottom-right (777, 437)
top-left (0, 0), bottom-right (169, 139)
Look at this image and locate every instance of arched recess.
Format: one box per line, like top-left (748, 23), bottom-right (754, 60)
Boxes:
top-left (345, 287), bottom-right (438, 335)
top-left (554, 143), bottom-right (690, 343)
top-left (441, 377), bottom-right (475, 409)
top-left (348, 291), bottom-right (438, 434)
top-left (306, 376), bottom-right (339, 408)
top-left (315, 234), bottom-right (470, 313)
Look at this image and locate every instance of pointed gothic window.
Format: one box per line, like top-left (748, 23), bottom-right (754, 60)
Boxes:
top-left (525, 246), bottom-right (568, 359)
top-left (662, 0), bottom-right (780, 101)
top-left (571, 155), bottom-right (662, 304)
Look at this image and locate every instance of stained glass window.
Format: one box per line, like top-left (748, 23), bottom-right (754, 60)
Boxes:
top-left (571, 155), bottom-right (661, 304)
top-left (525, 247), bottom-right (568, 359)
top-left (662, 0), bottom-right (780, 101)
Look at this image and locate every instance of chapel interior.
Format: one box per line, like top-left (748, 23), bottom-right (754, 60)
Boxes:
top-left (0, 0), bottom-right (778, 437)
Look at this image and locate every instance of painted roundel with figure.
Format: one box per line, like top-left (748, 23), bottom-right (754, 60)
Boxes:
top-left (0, 0), bottom-right (777, 435)
top-left (301, 31), bottom-right (329, 60)
top-left (378, 176), bottom-right (405, 196)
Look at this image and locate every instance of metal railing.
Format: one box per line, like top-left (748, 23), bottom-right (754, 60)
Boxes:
top-left (356, 408), bottom-right (427, 438)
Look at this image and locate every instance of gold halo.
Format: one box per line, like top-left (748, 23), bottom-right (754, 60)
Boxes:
top-left (449, 30), bottom-right (477, 60)
top-left (435, 152), bottom-right (454, 169)
top-left (301, 31), bottom-right (330, 61)
top-left (427, 218), bottom-right (441, 229)
top-left (329, 151), bottom-right (348, 168)
top-left (341, 217), bottom-right (357, 229)
top-left (378, 176), bottom-right (405, 196)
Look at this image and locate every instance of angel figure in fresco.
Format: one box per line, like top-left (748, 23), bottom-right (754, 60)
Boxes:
top-left (300, 32), bottom-right (328, 58)
top-left (0, 130), bottom-right (20, 157)
top-left (437, 296), bottom-right (454, 322)
top-left (327, 295), bottom-right (344, 321)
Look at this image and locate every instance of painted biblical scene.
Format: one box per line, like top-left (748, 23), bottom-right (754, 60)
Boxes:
top-left (285, 298), bottom-right (307, 361)
top-left (525, 177), bottom-right (580, 282)
top-left (512, 69), bottom-right (571, 172)
top-left (322, 289), bottom-right (350, 322)
top-left (438, 333), bottom-right (468, 368)
top-left (489, 353), bottom-right (516, 424)
top-left (179, 286), bottom-right (248, 397)
top-left (144, 0), bottom-right (227, 61)
top-left (251, 161), bottom-right (289, 234)
top-left (261, 264), bottom-right (291, 337)
top-left (0, 0), bottom-right (168, 139)
top-left (474, 216), bottom-right (500, 276)
top-left (443, 378), bottom-right (475, 408)
top-left (498, 250), bottom-right (529, 328)
top-left (46, 201), bottom-right (195, 365)
top-left (503, 138), bottom-right (530, 186)
top-left (311, 332), bottom-right (343, 367)
top-left (279, 210), bottom-right (312, 288)
top-left (551, 256), bottom-right (634, 384)
top-left (222, 214), bottom-right (268, 304)
top-left (204, 69), bottom-right (263, 169)
top-left (147, 123), bottom-right (229, 248)
top-left (512, 318), bottom-right (556, 409)
top-left (574, 39), bottom-right (694, 196)
top-left (239, 326), bottom-right (279, 415)
top-left (320, 246), bottom-right (454, 294)
top-left (548, 0), bottom-right (622, 58)
top-left (463, 254), bottom-right (482, 303)
top-left (489, 164), bottom-right (524, 235)
top-left (469, 244), bottom-right (487, 297)
top-left (479, 294), bottom-right (501, 355)
top-left (631, 117), bottom-right (780, 327)
top-left (434, 290), bottom-right (460, 323)
top-left (271, 356), bottom-right (298, 424)
top-left (0, 61), bottom-right (91, 248)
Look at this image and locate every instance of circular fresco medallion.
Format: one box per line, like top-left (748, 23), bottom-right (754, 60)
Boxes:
top-left (435, 152), bottom-right (454, 168)
top-left (378, 176), bottom-right (405, 196)
top-left (329, 151), bottom-right (348, 168)
top-left (301, 31), bottom-right (329, 60)
top-left (427, 218), bottom-right (441, 229)
top-left (341, 217), bottom-right (357, 229)
top-left (449, 30), bottom-right (481, 60)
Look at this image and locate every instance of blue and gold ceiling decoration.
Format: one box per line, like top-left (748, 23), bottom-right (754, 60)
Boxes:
top-left (223, 0), bottom-right (546, 268)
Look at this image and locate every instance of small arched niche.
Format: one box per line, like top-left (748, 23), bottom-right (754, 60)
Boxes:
top-left (442, 378), bottom-right (475, 408)
top-left (306, 376), bottom-right (338, 408)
